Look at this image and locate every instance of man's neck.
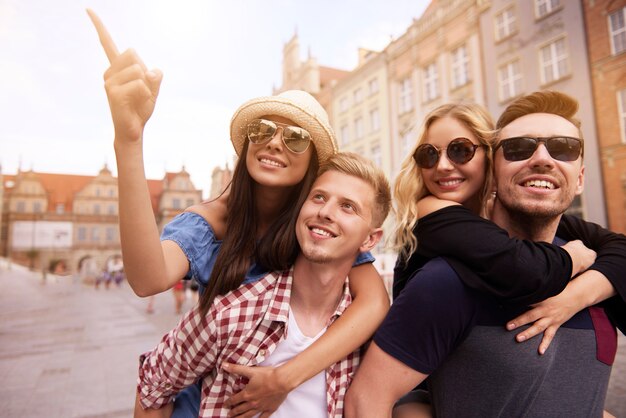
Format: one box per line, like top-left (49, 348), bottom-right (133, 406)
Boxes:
top-left (289, 255), bottom-right (354, 337)
top-left (491, 202), bottom-right (561, 242)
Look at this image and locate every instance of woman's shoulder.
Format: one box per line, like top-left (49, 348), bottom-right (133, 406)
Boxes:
top-left (186, 192), bottom-right (229, 239)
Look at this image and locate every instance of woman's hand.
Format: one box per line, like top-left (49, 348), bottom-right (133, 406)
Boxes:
top-left (87, 9), bottom-right (163, 144)
top-left (561, 239), bottom-right (596, 277)
top-left (223, 363), bottom-right (291, 418)
top-left (506, 286), bottom-right (583, 355)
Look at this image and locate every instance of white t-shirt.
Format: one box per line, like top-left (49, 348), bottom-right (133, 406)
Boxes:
top-left (255, 307), bottom-right (327, 418)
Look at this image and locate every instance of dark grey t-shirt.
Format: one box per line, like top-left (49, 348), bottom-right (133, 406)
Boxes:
top-left (375, 257), bottom-right (615, 418)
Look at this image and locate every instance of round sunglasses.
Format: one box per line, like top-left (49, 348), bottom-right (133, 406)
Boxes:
top-left (494, 136), bottom-right (582, 162)
top-left (413, 137), bottom-right (484, 169)
top-left (246, 119), bottom-right (312, 154)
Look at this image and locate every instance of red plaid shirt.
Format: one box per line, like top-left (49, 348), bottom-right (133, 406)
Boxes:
top-left (137, 267), bottom-right (361, 417)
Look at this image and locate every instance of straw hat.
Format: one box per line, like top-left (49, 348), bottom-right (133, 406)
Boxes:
top-left (230, 90), bottom-right (338, 163)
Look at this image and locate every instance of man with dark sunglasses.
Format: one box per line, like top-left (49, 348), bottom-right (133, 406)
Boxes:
top-left (346, 91), bottom-right (625, 418)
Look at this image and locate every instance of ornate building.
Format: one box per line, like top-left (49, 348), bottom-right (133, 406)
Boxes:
top-left (582, 0), bottom-right (626, 233)
top-left (0, 166), bottom-right (202, 275)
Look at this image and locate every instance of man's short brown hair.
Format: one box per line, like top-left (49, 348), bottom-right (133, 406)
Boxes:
top-left (496, 90), bottom-right (584, 157)
top-left (318, 152), bottom-right (391, 228)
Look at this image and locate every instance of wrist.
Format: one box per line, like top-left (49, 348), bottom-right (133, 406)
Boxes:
top-left (275, 362), bottom-right (303, 391)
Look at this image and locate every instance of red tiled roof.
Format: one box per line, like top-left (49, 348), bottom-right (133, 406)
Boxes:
top-left (3, 171), bottom-right (166, 215)
top-left (319, 66), bottom-right (350, 88)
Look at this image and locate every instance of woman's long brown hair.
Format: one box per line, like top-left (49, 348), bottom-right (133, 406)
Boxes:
top-left (198, 141), bottom-right (319, 316)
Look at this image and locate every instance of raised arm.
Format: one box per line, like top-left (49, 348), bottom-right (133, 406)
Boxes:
top-left (87, 10), bottom-right (188, 296)
top-left (224, 262), bottom-right (389, 417)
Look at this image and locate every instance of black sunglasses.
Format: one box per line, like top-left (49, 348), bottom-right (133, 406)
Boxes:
top-left (495, 136), bottom-right (582, 162)
top-left (246, 119), bottom-right (312, 154)
top-left (413, 137), bottom-right (484, 169)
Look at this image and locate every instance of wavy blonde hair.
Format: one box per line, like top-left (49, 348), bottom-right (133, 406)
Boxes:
top-left (392, 103), bottom-right (495, 261)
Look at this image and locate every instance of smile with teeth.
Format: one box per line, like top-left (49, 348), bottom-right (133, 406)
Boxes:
top-left (523, 179), bottom-right (556, 189)
top-left (438, 179), bottom-right (464, 187)
top-left (260, 158), bottom-right (285, 168)
top-left (310, 227), bottom-right (336, 238)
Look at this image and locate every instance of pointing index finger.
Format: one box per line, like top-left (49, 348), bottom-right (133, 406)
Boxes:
top-left (86, 8), bottom-right (120, 63)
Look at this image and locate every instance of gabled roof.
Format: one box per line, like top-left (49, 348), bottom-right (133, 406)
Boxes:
top-left (320, 66), bottom-right (350, 88)
top-left (3, 171), bottom-right (167, 215)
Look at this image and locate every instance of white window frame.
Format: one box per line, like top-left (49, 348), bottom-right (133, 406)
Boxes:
top-left (535, 0), bottom-right (560, 19)
top-left (369, 78), bottom-right (379, 95)
top-left (340, 124), bottom-right (350, 146)
top-left (539, 36), bottom-right (569, 85)
top-left (618, 89), bottom-right (626, 144)
top-left (498, 60), bottom-right (523, 102)
top-left (451, 45), bottom-right (470, 88)
top-left (91, 227), bottom-right (100, 242)
top-left (78, 227), bottom-right (87, 242)
top-left (399, 77), bottom-right (413, 114)
top-left (370, 108), bottom-right (380, 132)
top-left (494, 6), bottom-right (516, 41)
top-left (609, 7), bottom-right (626, 56)
top-left (423, 63), bottom-right (439, 103)
top-left (340, 97), bottom-right (349, 113)
top-left (371, 144), bottom-right (382, 168)
top-left (354, 88), bottom-right (364, 104)
top-left (401, 131), bottom-right (413, 159)
top-left (355, 117), bottom-right (364, 139)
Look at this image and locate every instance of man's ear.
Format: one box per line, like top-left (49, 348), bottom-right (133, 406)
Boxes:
top-left (359, 228), bottom-right (383, 253)
top-left (575, 164), bottom-right (585, 195)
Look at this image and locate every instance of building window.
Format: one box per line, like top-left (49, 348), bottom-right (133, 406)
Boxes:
top-left (353, 88), bottom-right (364, 104)
top-left (91, 227), bottom-right (100, 242)
top-left (354, 117), bottom-right (364, 139)
top-left (619, 89), bottom-right (626, 144)
top-left (371, 144), bottom-right (382, 168)
top-left (370, 108), bottom-right (380, 132)
top-left (173, 198), bottom-right (181, 209)
top-left (340, 97), bottom-right (349, 112)
top-left (108, 188), bottom-right (115, 197)
top-left (186, 198), bottom-right (195, 208)
top-left (399, 77), bottom-right (413, 114)
top-left (423, 63), bottom-right (439, 103)
top-left (78, 227), bottom-right (87, 242)
top-left (106, 227), bottom-right (115, 242)
top-left (108, 204), bottom-right (116, 215)
top-left (341, 125), bottom-right (350, 145)
top-left (33, 202), bottom-right (42, 213)
top-left (609, 7), bottom-right (626, 56)
top-left (16, 201), bottom-right (25, 213)
top-left (535, 0), bottom-right (559, 19)
top-left (539, 37), bottom-right (569, 85)
top-left (95, 188), bottom-right (101, 197)
top-left (56, 203), bottom-right (65, 214)
top-left (94, 204), bottom-right (101, 215)
top-left (451, 45), bottom-right (470, 88)
top-left (498, 60), bottom-right (523, 101)
top-left (495, 6), bottom-right (516, 41)
top-left (401, 131), bottom-right (413, 159)
top-left (369, 78), bottom-right (379, 95)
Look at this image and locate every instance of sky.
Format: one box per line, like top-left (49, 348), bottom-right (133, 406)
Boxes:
top-left (1, 0), bottom-right (430, 196)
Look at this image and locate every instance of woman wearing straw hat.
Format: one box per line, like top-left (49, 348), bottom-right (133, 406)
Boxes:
top-left (87, 10), bottom-right (389, 418)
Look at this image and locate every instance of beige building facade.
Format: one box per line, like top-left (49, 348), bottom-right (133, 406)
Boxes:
top-left (0, 166), bottom-right (202, 276)
top-left (387, 0), bottom-right (486, 175)
top-left (478, 0), bottom-right (607, 225)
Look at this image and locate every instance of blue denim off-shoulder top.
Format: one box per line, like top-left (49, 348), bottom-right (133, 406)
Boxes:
top-left (161, 212), bottom-right (375, 289)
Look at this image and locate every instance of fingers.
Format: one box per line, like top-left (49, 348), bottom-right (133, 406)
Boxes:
top-left (506, 308), bottom-right (542, 331)
top-left (537, 326), bottom-right (557, 355)
top-left (86, 9), bottom-right (120, 63)
top-left (223, 362), bottom-right (253, 378)
top-left (227, 401), bottom-right (257, 417)
top-left (515, 319), bottom-right (548, 343)
top-left (226, 390), bottom-right (245, 408)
